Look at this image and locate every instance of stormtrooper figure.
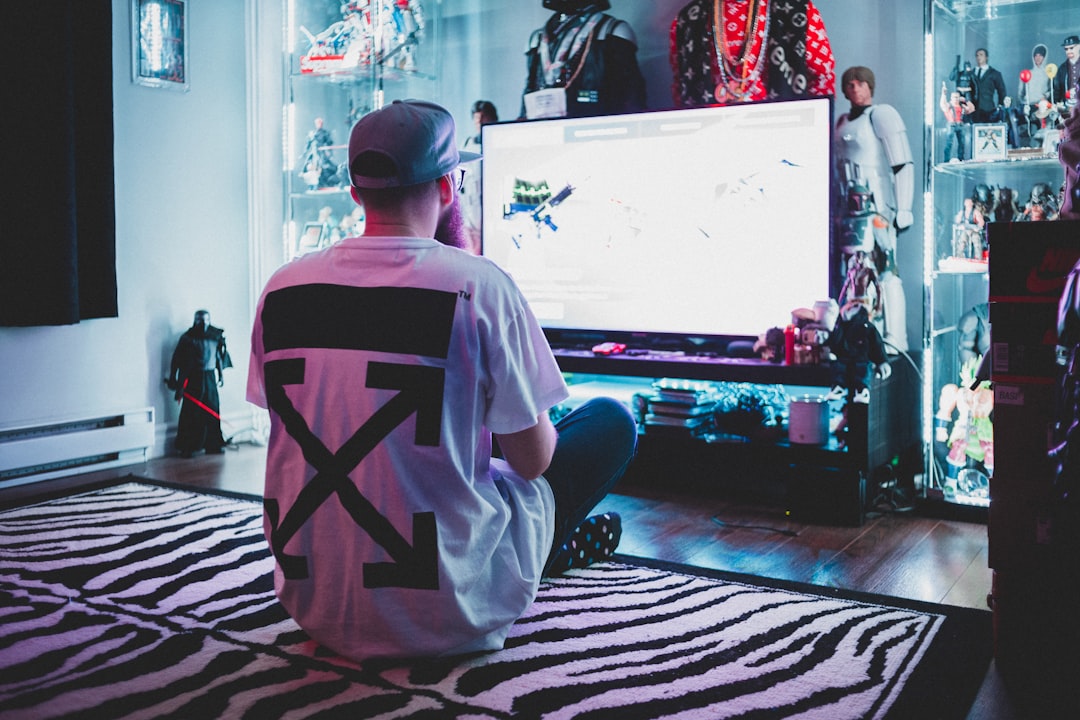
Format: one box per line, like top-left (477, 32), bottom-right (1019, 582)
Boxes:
top-left (835, 66), bottom-right (914, 353)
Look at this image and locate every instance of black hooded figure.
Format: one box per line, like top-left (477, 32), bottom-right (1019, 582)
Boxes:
top-left (166, 310), bottom-right (233, 457)
top-left (521, 0), bottom-right (646, 119)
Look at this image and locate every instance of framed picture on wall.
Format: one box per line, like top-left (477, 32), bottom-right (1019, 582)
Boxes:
top-left (131, 0), bottom-right (188, 91)
top-left (972, 124), bottom-right (1007, 162)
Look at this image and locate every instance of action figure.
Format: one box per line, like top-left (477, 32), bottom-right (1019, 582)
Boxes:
top-left (299, 1), bottom-right (426, 73)
top-left (838, 241), bottom-right (883, 319)
top-left (521, 0), bottom-right (645, 119)
top-left (1020, 182), bottom-right (1060, 221)
top-left (1052, 35), bottom-right (1080, 110)
top-left (970, 48), bottom-right (1007, 124)
top-left (952, 196), bottom-right (985, 262)
top-left (670, 0), bottom-right (834, 107)
top-left (834, 66), bottom-right (914, 352)
top-left (299, 117), bottom-right (339, 190)
top-left (990, 97), bottom-right (1026, 149)
top-left (1020, 44), bottom-right (1052, 126)
top-left (383, 0), bottom-right (426, 70)
top-left (950, 57), bottom-right (975, 104)
top-left (935, 358), bottom-right (993, 502)
top-left (992, 185), bottom-right (1021, 223)
top-left (166, 310), bottom-right (233, 457)
top-left (826, 299), bottom-right (891, 406)
top-left (940, 82), bottom-right (974, 161)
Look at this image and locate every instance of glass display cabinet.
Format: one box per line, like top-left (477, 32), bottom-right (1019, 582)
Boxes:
top-left (282, 0), bottom-right (439, 261)
top-left (923, 0), bottom-right (1075, 507)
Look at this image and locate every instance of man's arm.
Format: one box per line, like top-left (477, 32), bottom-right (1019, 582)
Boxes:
top-left (494, 413), bottom-right (558, 480)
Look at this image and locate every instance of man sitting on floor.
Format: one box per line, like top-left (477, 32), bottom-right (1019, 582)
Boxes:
top-left (247, 99), bottom-right (637, 661)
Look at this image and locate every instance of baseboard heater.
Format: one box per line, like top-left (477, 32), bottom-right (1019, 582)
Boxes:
top-left (0, 408), bottom-right (155, 487)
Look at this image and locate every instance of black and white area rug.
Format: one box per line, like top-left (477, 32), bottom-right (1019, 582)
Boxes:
top-left (0, 479), bottom-right (992, 719)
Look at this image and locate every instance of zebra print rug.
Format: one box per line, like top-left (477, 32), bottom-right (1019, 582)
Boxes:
top-left (0, 479), bottom-right (991, 719)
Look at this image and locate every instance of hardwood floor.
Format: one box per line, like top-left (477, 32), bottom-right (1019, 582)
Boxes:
top-left (1, 443), bottom-right (1019, 719)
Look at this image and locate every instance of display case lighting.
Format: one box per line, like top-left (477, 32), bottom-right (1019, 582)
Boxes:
top-left (284, 103), bottom-right (295, 173)
top-left (286, 0), bottom-right (296, 55)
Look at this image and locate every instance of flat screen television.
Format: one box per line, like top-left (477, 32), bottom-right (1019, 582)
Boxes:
top-left (480, 97), bottom-right (836, 351)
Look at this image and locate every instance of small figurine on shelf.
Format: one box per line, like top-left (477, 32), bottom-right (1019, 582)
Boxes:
top-left (1020, 44), bottom-right (1053, 142)
top-left (317, 206), bottom-right (337, 247)
top-left (936, 358), bottom-right (993, 502)
top-left (300, 4), bottom-right (374, 71)
top-left (1020, 182), bottom-right (1060, 221)
top-left (955, 194), bottom-right (985, 227)
top-left (950, 57), bottom-right (976, 104)
top-left (388, 0), bottom-right (426, 71)
top-left (971, 183), bottom-right (995, 219)
top-left (952, 196), bottom-right (985, 262)
top-left (339, 206), bottom-right (365, 238)
top-left (992, 186), bottom-right (1022, 223)
top-left (299, 117), bottom-right (340, 190)
top-left (1052, 35), bottom-right (1080, 113)
top-left (940, 82), bottom-right (974, 162)
top-left (970, 48), bottom-right (1007, 124)
top-left (989, 97), bottom-right (1026, 149)
top-left (790, 305), bottom-right (834, 365)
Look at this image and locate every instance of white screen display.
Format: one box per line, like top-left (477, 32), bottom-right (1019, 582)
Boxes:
top-left (480, 97), bottom-right (834, 343)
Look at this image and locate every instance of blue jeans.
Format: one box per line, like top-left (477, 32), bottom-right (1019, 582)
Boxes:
top-left (540, 397), bottom-right (638, 574)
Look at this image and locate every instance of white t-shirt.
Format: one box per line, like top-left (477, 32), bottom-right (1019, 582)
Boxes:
top-left (247, 235), bottom-right (568, 660)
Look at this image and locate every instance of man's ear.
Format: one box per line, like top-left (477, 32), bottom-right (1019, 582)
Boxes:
top-left (350, 186), bottom-right (362, 205)
top-left (438, 174), bottom-right (455, 206)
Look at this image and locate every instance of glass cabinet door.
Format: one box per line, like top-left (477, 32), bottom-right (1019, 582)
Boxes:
top-left (924, 0), bottom-right (1076, 506)
top-left (283, 0), bottom-right (439, 262)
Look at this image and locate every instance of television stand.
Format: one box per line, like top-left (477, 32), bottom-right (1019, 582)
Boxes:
top-left (553, 351), bottom-right (920, 526)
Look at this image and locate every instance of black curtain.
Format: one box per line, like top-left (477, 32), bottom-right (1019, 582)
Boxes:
top-left (0, 2), bottom-right (117, 326)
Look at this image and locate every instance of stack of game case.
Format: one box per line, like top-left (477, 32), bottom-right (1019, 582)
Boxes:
top-left (643, 379), bottom-right (719, 436)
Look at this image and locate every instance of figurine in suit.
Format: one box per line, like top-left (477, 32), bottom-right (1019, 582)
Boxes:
top-left (1053, 35), bottom-right (1080, 109)
top-left (970, 48), bottom-right (1007, 123)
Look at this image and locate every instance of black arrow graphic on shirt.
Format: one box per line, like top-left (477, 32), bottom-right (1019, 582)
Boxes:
top-left (264, 357), bottom-right (443, 590)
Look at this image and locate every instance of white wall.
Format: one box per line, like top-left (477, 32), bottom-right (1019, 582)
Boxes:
top-left (0, 0), bottom-right (257, 450)
top-left (0, 0), bottom-right (926, 458)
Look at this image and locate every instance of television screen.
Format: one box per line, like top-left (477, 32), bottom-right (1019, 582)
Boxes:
top-left (480, 97), bottom-right (835, 348)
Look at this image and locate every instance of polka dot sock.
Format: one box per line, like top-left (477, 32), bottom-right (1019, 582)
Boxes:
top-left (551, 512), bottom-right (622, 573)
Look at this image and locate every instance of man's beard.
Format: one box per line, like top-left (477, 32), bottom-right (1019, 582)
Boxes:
top-left (434, 194), bottom-right (472, 252)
